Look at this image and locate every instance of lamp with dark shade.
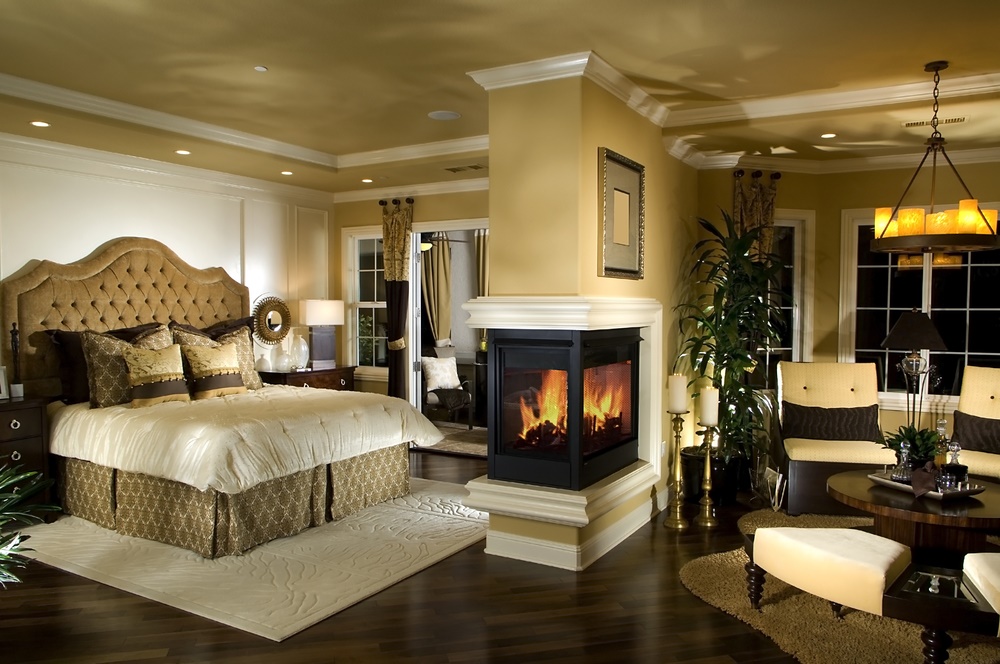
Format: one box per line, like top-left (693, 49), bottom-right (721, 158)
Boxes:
top-left (301, 300), bottom-right (345, 370)
top-left (881, 308), bottom-right (946, 429)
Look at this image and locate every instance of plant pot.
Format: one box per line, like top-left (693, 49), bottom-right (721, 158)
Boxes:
top-left (680, 447), bottom-right (741, 506)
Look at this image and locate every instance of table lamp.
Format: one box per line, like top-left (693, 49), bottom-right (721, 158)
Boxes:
top-left (301, 299), bottom-right (345, 370)
top-left (881, 308), bottom-right (947, 429)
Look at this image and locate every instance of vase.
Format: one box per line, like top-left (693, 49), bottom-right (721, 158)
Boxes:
top-left (290, 333), bottom-right (310, 370)
top-left (272, 345), bottom-right (293, 372)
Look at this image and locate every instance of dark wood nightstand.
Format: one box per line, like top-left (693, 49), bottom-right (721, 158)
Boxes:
top-left (259, 366), bottom-right (356, 391)
top-left (0, 397), bottom-right (51, 506)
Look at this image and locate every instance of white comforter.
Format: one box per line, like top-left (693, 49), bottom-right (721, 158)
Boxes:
top-left (48, 385), bottom-right (443, 494)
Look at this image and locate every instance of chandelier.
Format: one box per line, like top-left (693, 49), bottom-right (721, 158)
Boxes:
top-left (870, 61), bottom-right (999, 254)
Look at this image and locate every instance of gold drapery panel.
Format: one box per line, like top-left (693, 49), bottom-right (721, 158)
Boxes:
top-left (475, 229), bottom-right (489, 347)
top-left (382, 198), bottom-right (413, 282)
top-left (421, 232), bottom-right (452, 344)
top-left (733, 169), bottom-right (781, 258)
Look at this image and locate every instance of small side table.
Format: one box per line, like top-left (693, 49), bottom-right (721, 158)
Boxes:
top-left (259, 366), bottom-right (356, 391)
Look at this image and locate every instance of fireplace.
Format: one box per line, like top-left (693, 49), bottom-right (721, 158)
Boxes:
top-left (487, 327), bottom-right (641, 490)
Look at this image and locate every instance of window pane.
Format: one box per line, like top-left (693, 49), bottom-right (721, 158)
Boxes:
top-left (358, 308), bottom-right (375, 367)
top-left (971, 264), bottom-right (1000, 308)
top-left (359, 239), bottom-right (377, 270)
top-left (889, 265), bottom-right (923, 309)
top-left (931, 310), bottom-right (967, 353)
top-left (856, 309), bottom-right (889, 350)
top-left (359, 271), bottom-right (376, 302)
top-left (857, 226), bottom-right (890, 267)
top-left (928, 354), bottom-right (961, 396)
top-left (931, 264), bottom-right (968, 307)
top-left (857, 268), bottom-right (888, 308)
top-left (969, 311), bottom-right (1000, 353)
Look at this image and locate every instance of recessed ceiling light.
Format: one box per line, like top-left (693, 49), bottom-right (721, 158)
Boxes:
top-left (821, 133), bottom-right (837, 139)
top-left (175, 149), bottom-right (191, 155)
top-left (361, 178), bottom-right (373, 184)
top-left (281, 171), bottom-right (293, 176)
top-left (30, 120), bottom-right (49, 127)
top-left (428, 110), bottom-right (461, 121)
top-left (254, 65), bottom-right (268, 72)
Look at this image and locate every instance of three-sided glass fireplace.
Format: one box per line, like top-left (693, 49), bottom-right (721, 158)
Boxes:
top-left (487, 328), bottom-right (641, 490)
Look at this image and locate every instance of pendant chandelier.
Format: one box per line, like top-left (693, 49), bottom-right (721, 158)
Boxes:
top-left (870, 61), bottom-right (999, 254)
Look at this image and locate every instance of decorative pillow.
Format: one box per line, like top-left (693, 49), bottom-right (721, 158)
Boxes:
top-left (181, 343), bottom-right (247, 399)
top-left (953, 410), bottom-right (1000, 454)
top-left (81, 325), bottom-right (174, 408)
top-left (168, 317), bottom-right (253, 340)
top-left (122, 344), bottom-right (190, 408)
top-left (781, 402), bottom-right (880, 442)
top-left (422, 355), bottom-right (461, 391)
top-left (47, 322), bottom-right (162, 404)
top-left (173, 325), bottom-right (262, 390)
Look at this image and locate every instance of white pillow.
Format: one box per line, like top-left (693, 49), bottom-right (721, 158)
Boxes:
top-left (422, 355), bottom-right (461, 391)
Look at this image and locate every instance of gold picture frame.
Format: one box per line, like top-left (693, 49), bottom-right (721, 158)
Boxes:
top-left (600, 147), bottom-right (645, 279)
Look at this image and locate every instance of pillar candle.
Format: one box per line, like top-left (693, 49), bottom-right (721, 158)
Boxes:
top-left (667, 374), bottom-right (687, 413)
top-left (700, 386), bottom-right (719, 426)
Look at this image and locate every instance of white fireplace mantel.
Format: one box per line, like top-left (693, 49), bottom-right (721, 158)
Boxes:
top-left (461, 295), bottom-right (665, 570)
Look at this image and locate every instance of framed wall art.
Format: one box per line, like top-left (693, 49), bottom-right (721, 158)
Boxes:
top-left (599, 147), bottom-right (645, 279)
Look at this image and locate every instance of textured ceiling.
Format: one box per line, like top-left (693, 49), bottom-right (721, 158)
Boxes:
top-left (1, 0), bottom-right (999, 193)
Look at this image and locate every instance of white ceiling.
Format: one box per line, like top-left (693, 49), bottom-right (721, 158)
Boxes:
top-left (2, 0), bottom-right (999, 194)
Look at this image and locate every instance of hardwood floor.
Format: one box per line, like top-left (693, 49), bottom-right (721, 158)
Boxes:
top-left (3, 452), bottom-right (794, 664)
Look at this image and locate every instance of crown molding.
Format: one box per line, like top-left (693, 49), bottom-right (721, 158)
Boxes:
top-left (332, 177), bottom-right (489, 203)
top-left (468, 51), bottom-right (670, 127)
top-left (663, 72), bottom-right (1000, 128)
top-left (338, 135), bottom-right (489, 168)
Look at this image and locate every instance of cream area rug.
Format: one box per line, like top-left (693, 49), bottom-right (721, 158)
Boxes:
top-left (680, 510), bottom-right (1000, 664)
top-left (424, 422), bottom-right (487, 458)
top-left (20, 478), bottom-right (488, 642)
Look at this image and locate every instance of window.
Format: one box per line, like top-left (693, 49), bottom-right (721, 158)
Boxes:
top-left (356, 237), bottom-right (388, 369)
top-left (845, 212), bottom-right (1000, 401)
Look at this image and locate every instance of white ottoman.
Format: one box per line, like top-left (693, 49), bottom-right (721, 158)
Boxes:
top-left (963, 552), bottom-right (1000, 634)
top-left (749, 527), bottom-right (911, 616)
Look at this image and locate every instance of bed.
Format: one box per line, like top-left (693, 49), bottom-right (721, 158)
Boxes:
top-left (1, 236), bottom-right (442, 557)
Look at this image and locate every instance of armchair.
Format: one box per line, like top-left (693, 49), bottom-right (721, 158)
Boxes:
top-left (420, 352), bottom-right (473, 430)
top-left (778, 361), bottom-right (896, 515)
top-left (953, 366), bottom-right (1000, 480)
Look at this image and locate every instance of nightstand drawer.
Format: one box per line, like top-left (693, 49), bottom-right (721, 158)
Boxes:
top-left (290, 371), bottom-right (354, 391)
top-left (0, 407), bottom-right (43, 442)
top-left (0, 436), bottom-right (46, 472)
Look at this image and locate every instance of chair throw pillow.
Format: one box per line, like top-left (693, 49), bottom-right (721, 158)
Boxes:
top-left (781, 402), bottom-right (880, 441)
top-left (121, 344), bottom-right (190, 408)
top-left (953, 409), bottom-right (1000, 454)
top-left (181, 343), bottom-right (247, 399)
top-left (422, 355), bottom-right (462, 391)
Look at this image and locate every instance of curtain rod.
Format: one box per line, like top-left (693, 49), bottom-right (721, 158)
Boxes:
top-left (378, 197), bottom-right (414, 206)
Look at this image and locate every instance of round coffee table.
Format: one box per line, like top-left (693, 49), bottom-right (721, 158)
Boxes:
top-left (827, 469), bottom-right (1000, 564)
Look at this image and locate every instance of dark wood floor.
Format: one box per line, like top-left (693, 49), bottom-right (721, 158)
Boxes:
top-left (3, 452), bottom-right (794, 664)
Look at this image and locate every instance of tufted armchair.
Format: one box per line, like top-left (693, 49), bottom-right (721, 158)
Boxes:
top-left (778, 361), bottom-right (896, 515)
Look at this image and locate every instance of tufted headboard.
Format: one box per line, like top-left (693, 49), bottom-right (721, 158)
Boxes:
top-left (1, 236), bottom-right (249, 398)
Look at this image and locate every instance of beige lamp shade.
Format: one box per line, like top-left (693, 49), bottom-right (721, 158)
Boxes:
top-left (301, 299), bottom-right (345, 326)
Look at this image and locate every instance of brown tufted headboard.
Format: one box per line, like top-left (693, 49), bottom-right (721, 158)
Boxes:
top-left (1, 236), bottom-right (250, 398)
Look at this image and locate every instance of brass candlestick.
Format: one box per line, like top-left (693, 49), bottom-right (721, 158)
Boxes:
top-left (693, 425), bottom-right (718, 528)
top-left (663, 412), bottom-right (689, 529)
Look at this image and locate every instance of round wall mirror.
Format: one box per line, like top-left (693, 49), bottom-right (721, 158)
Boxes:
top-left (252, 295), bottom-right (291, 345)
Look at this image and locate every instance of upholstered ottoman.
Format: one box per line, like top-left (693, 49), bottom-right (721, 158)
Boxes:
top-left (746, 527), bottom-right (911, 616)
top-left (964, 552), bottom-right (1000, 632)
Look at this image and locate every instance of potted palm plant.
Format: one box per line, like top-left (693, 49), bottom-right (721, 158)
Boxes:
top-left (1, 462), bottom-right (58, 586)
top-left (675, 211), bottom-right (787, 503)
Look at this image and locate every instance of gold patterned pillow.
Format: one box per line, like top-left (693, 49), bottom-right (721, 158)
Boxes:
top-left (172, 326), bottom-right (263, 390)
top-left (121, 344), bottom-right (190, 408)
top-left (82, 325), bottom-right (174, 408)
top-left (181, 343), bottom-right (247, 399)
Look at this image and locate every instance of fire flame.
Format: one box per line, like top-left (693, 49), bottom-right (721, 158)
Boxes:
top-left (519, 366), bottom-right (629, 438)
top-left (520, 370), bottom-right (567, 433)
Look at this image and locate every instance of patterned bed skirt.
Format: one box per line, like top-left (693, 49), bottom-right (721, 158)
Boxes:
top-left (57, 443), bottom-right (411, 557)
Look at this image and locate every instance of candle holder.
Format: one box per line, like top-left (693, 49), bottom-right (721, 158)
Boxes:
top-left (663, 411), bottom-right (689, 530)
top-left (693, 425), bottom-right (719, 528)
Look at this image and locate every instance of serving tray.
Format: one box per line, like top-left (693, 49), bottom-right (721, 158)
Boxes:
top-left (868, 472), bottom-right (985, 501)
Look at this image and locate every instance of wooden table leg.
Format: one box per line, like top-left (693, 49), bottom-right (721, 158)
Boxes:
top-left (920, 625), bottom-right (953, 664)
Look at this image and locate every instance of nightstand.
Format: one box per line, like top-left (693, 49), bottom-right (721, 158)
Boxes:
top-left (0, 397), bottom-right (51, 506)
top-left (259, 366), bottom-right (356, 391)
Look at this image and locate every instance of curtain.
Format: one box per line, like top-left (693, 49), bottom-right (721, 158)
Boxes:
top-left (421, 232), bottom-right (452, 345)
top-left (733, 169), bottom-right (781, 258)
top-left (381, 198), bottom-right (413, 399)
top-left (475, 228), bottom-right (489, 349)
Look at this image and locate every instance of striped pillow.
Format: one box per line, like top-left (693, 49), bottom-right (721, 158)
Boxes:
top-left (122, 344), bottom-right (190, 408)
top-left (181, 343), bottom-right (247, 399)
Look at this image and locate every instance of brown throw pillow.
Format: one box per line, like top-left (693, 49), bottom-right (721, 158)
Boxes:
top-left (172, 325), bottom-right (262, 390)
top-left (953, 410), bottom-right (1000, 454)
top-left (181, 343), bottom-right (247, 399)
top-left (781, 402), bottom-right (880, 441)
top-left (82, 325), bottom-right (174, 408)
top-left (122, 344), bottom-right (190, 408)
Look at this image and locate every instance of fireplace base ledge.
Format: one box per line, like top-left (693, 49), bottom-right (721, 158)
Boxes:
top-left (464, 461), bottom-right (658, 570)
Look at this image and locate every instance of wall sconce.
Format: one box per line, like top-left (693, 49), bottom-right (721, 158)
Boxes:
top-left (301, 299), bottom-right (345, 370)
